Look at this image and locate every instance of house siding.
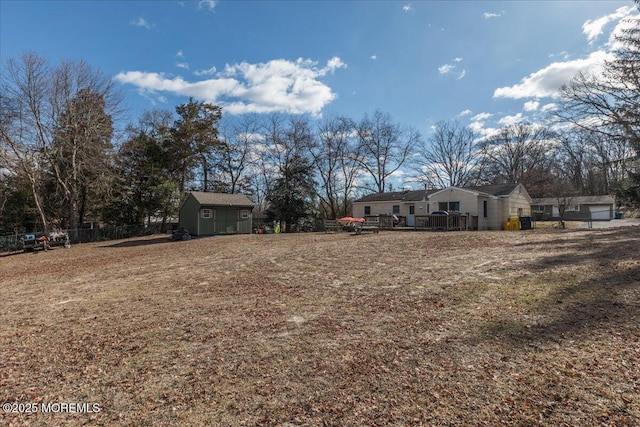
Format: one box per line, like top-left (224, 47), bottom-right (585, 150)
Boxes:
top-left (179, 194), bottom-right (201, 235)
top-left (353, 201), bottom-right (426, 219)
top-left (486, 198), bottom-right (502, 230)
top-left (429, 188), bottom-right (478, 216)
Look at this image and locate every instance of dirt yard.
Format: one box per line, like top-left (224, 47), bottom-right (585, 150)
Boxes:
top-left (1, 227), bottom-right (639, 426)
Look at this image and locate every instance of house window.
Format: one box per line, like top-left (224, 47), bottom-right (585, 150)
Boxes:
top-left (438, 201), bottom-right (460, 212)
top-left (240, 209), bottom-right (250, 219)
top-left (483, 201), bottom-right (488, 218)
top-left (364, 206), bottom-right (371, 215)
top-left (201, 208), bottom-right (212, 219)
top-left (565, 205), bottom-right (580, 211)
top-left (392, 205), bottom-right (400, 214)
top-left (409, 205), bottom-right (415, 215)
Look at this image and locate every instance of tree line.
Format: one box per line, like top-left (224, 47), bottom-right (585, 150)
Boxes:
top-left (1, 13), bottom-right (639, 234)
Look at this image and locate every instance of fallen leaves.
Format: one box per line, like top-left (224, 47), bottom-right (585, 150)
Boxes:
top-left (1, 228), bottom-right (639, 426)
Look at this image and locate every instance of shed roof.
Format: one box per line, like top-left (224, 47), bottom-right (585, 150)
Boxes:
top-left (188, 191), bottom-right (255, 207)
top-left (531, 195), bottom-right (615, 206)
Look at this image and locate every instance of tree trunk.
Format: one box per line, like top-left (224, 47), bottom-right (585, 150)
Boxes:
top-left (29, 177), bottom-right (48, 233)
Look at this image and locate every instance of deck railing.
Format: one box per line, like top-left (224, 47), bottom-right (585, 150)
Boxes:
top-left (414, 214), bottom-right (467, 231)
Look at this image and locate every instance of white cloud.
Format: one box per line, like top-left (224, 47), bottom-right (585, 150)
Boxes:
top-left (176, 50), bottom-right (184, 58)
top-left (176, 62), bottom-right (189, 69)
top-left (582, 5), bottom-right (634, 42)
top-left (325, 56), bottom-right (347, 73)
top-left (439, 58), bottom-right (464, 78)
top-left (403, 4), bottom-right (412, 12)
top-left (469, 121), bottom-right (499, 141)
top-left (523, 100), bottom-right (539, 111)
top-left (469, 112), bottom-right (499, 140)
top-left (370, 54), bottom-right (377, 60)
top-left (458, 109), bottom-right (472, 117)
top-left (540, 103), bottom-right (557, 113)
top-left (194, 65), bottom-right (217, 76)
top-left (498, 113), bottom-right (524, 126)
top-left (484, 12), bottom-right (501, 19)
top-left (130, 18), bottom-right (152, 29)
top-left (493, 50), bottom-right (612, 99)
top-left (198, 0), bottom-right (216, 12)
top-left (548, 51), bottom-right (569, 60)
top-left (115, 57), bottom-right (347, 116)
top-left (471, 112), bottom-right (492, 121)
top-left (438, 64), bottom-right (454, 74)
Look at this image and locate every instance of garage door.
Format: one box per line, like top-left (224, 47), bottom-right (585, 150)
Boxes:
top-left (589, 205), bottom-right (610, 220)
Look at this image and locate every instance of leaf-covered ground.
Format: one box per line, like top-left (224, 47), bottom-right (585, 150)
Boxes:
top-left (1, 227), bottom-right (639, 426)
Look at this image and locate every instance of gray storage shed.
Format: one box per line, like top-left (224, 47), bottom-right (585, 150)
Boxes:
top-left (179, 192), bottom-right (255, 236)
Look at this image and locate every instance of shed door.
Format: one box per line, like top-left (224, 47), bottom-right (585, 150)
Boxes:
top-left (589, 205), bottom-right (610, 220)
top-left (215, 209), bottom-right (238, 233)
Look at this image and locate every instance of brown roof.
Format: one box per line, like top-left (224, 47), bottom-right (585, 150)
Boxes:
top-left (464, 183), bottom-right (520, 197)
top-left (354, 189), bottom-right (439, 203)
top-left (188, 191), bottom-right (255, 207)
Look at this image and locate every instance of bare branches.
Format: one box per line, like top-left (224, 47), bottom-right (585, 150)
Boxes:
top-left (477, 123), bottom-right (556, 187)
top-left (311, 114), bottom-right (360, 218)
top-left (354, 110), bottom-right (419, 193)
top-left (413, 120), bottom-right (477, 188)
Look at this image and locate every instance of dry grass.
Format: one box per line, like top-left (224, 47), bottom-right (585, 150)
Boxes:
top-left (1, 227), bottom-right (639, 426)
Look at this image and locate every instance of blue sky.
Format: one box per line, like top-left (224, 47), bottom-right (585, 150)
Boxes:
top-left (1, 0), bottom-right (637, 139)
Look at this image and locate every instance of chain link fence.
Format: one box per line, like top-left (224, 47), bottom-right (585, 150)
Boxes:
top-left (1, 224), bottom-right (168, 254)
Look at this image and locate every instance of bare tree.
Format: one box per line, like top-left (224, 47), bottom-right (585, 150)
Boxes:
top-left (1, 53), bottom-right (123, 232)
top-left (556, 18), bottom-right (640, 149)
top-left (312, 114), bottom-right (361, 219)
top-left (556, 130), bottom-right (591, 193)
top-left (413, 120), bottom-right (477, 188)
top-left (355, 110), bottom-right (419, 193)
top-left (51, 88), bottom-right (114, 230)
top-left (551, 178), bottom-right (578, 228)
top-left (477, 123), bottom-right (555, 187)
top-left (555, 12), bottom-right (640, 204)
top-left (262, 114), bottom-right (317, 231)
top-left (217, 113), bottom-right (260, 194)
top-left (0, 53), bottom-right (52, 231)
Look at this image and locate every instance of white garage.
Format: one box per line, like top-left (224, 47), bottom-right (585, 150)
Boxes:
top-left (589, 205), bottom-right (612, 221)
